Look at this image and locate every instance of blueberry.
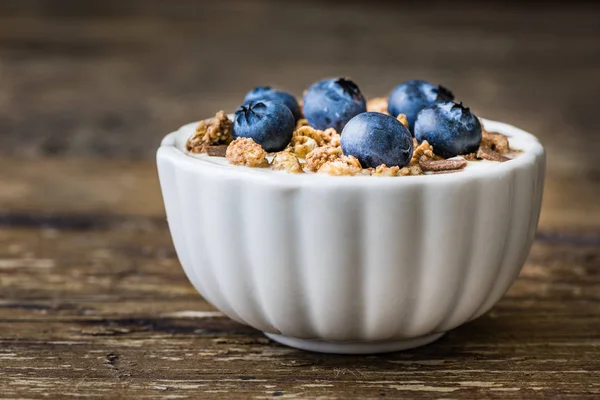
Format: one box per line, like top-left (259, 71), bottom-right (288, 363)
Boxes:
top-left (388, 80), bottom-right (454, 133)
top-left (341, 112), bottom-right (413, 168)
top-left (232, 100), bottom-right (295, 152)
top-left (414, 102), bottom-right (482, 158)
top-left (244, 86), bottom-right (302, 121)
top-left (303, 78), bottom-right (367, 132)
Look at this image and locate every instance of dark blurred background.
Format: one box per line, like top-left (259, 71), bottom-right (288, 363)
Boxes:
top-left (0, 0), bottom-right (599, 178)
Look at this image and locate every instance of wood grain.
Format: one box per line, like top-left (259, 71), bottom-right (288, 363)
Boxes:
top-left (0, 0), bottom-right (599, 179)
top-left (1, 219), bottom-right (599, 399)
top-left (2, 157), bottom-right (599, 231)
top-left (1, 0), bottom-right (600, 398)
top-left (0, 158), bottom-right (598, 399)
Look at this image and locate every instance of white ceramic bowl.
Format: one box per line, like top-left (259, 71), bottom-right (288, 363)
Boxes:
top-left (157, 119), bottom-right (545, 354)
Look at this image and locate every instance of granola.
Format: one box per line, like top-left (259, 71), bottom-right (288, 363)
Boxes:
top-left (186, 111), bottom-right (233, 153)
top-left (190, 86), bottom-right (520, 177)
top-left (321, 128), bottom-right (341, 147)
top-left (225, 137), bottom-right (269, 168)
top-left (373, 164), bottom-right (401, 176)
top-left (481, 128), bottom-right (510, 154)
top-left (295, 118), bottom-right (310, 129)
top-left (398, 164), bottom-right (423, 176)
top-left (290, 135), bottom-right (318, 159)
top-left (411, 140), bottom-right (435, 164)
top-left (213, 119), bottom-right (514, 175)
top-left (367, 97), bottom-right (389, 115)
top-left (372, 163), bottom-right (423, 176)
top-left (397, 113), bottom-right (409, 129)
top-left (294, 126), bottom-right (326, 146)
top-left (272, 151), bottom-right (303, 173)
top-left (317, 156), bottom-right (362, 176)
top-left (305, 146), bottom-right (343, 172)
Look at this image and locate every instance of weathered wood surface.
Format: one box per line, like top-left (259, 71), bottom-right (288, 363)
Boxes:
top-left (1, 166), bottom-right (599, 398)
top-left (1, 0), bottom-right (600, 398)
top-left (0, 0), bottom-right (599, 177)
top-left (1, 157), bottom-right (599, 232)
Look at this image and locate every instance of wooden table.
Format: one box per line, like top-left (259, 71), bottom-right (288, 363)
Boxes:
top-left (1, 1), bottom-right (599, 398)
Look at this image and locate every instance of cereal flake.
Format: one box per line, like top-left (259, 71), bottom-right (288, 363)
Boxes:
top-left (397, 113), bottom-right (409, 129)
top-left (419, 157), bottom-right (467, 172)
top-left (317, 156), bottom-right (362, 176)
top-left (186, 111), bottom-right (232, 153)
top-left (481, 127), bottom-right (510, 154)
top-left (272, 151), bottom-right (303, 173)
top-left (225, 137), bottom-right (269, 168)
top-left (411, 140), bottom-right (435, 164)
top-left (321, 128), bottom-right (341, 147)
top-left (205, 145), bottom-right (229, 157)
top-left (305, 146), bottom-right (343, 172)
top-left (367, 97), bottom-right (389, 115)
top-left (477, 147), bottom-right (510, 162)
top-left (295, 118), bottom-right (310, 129)
top-left (398, 164), bottom-right (423, 176)
top-left (294, 126), bottom-right (326, 146)
top-left (290, 135), bottom-right (318, 159)
top-left (290, 126), bottom-right (340, 158)
top-left (373, 164), bottom-right (401, 176)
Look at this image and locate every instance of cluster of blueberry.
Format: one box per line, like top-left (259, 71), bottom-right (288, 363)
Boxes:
top-left (232, 78), bottom-right (482, 168)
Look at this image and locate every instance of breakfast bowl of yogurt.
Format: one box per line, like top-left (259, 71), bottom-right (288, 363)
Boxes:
top-left (157, 78), bottom-right (545, 354)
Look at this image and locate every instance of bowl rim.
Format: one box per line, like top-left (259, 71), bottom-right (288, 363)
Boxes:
top-left (157, 118), bottom-right (545, 188)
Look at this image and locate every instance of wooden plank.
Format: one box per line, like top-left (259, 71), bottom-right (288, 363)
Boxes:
top-left (2, 157), bottom-right (599, 231)
top-left (0, 225), bottom-right (599, 399)
top-left (0, 0), bottom-right (598, 179)
top-left (0, 158), bottom-right (162, 218)
top-left (0, 1), bottom-right (599, 397)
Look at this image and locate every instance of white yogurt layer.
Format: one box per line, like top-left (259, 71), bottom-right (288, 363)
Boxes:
top-left (171, 118), bottom-right (538, 176)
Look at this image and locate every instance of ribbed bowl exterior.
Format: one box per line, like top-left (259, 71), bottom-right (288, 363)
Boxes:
top-left (157, 120), bottom-right (545, 342)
